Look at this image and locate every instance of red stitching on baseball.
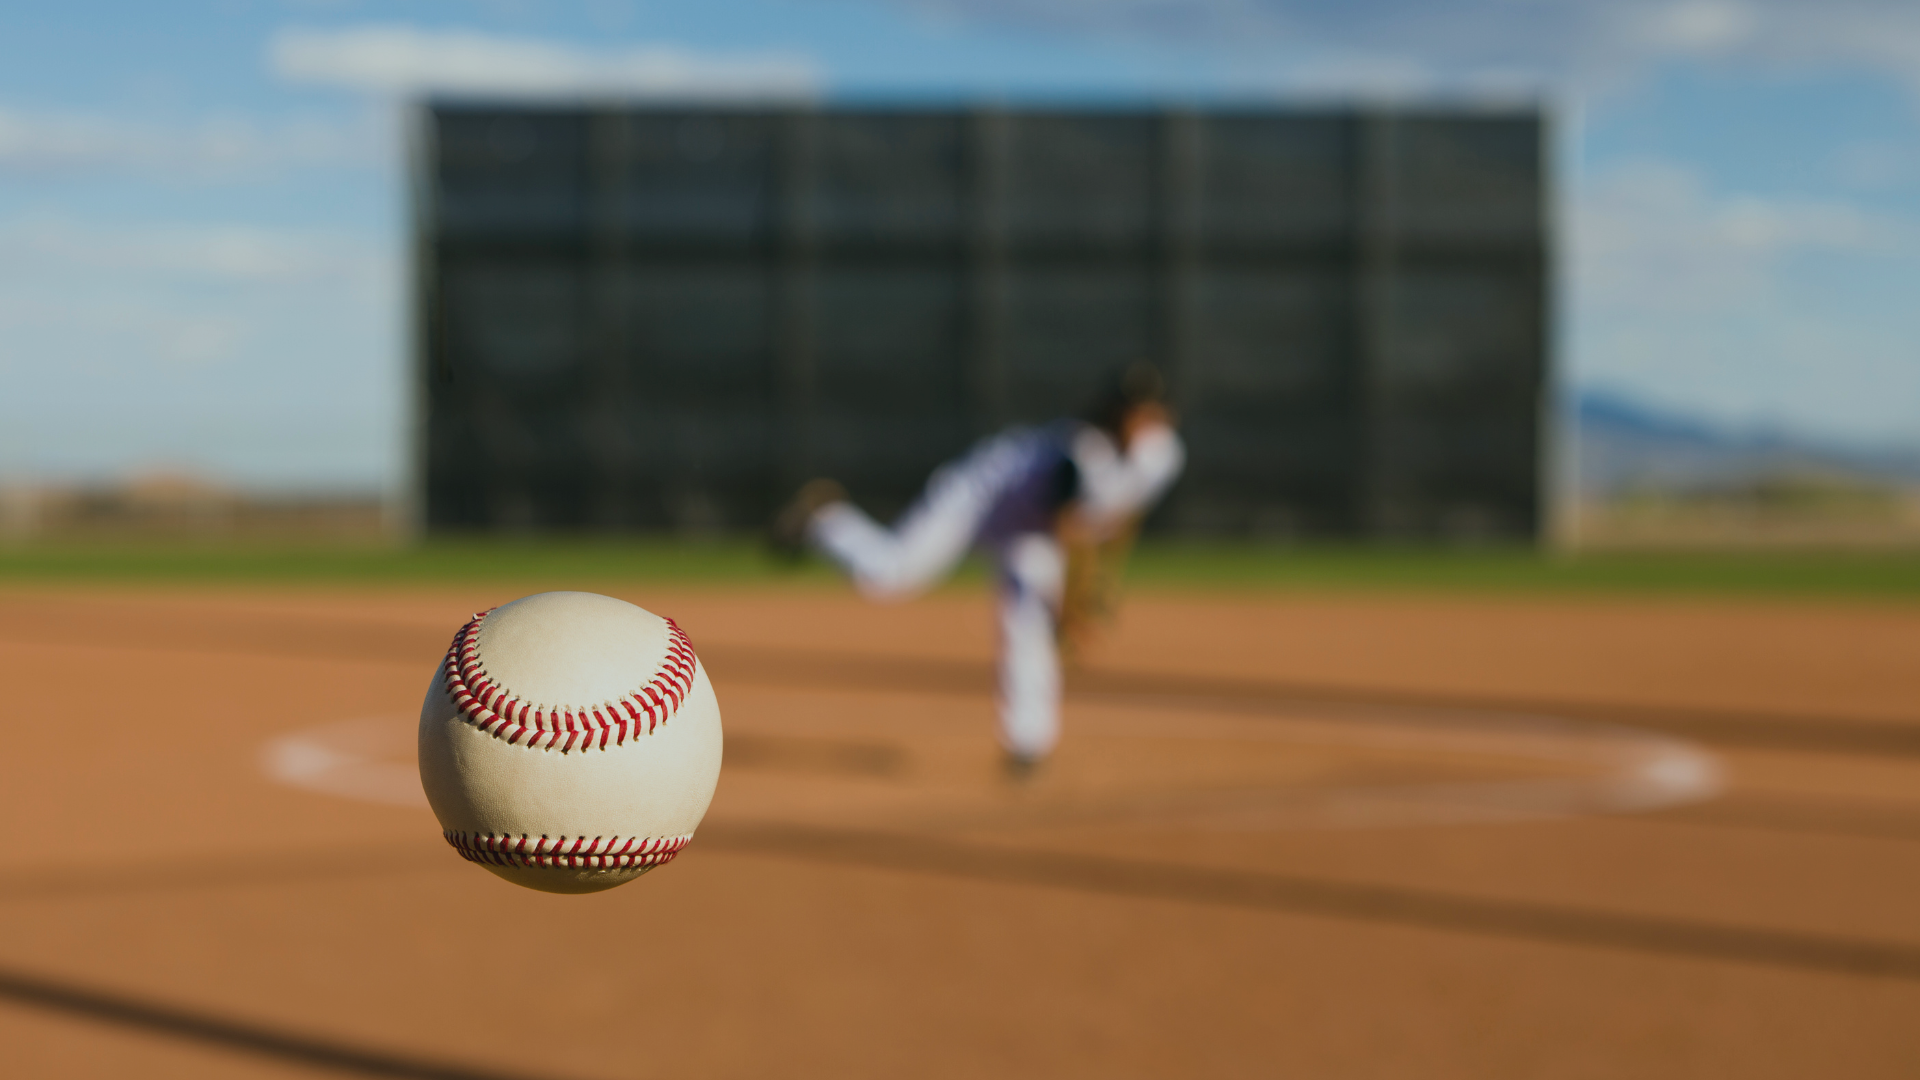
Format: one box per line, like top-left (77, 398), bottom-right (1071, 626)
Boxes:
top-left (440, 610), bottom-right (699, 751)
top-left (443, 831), bottom-right (692, 870)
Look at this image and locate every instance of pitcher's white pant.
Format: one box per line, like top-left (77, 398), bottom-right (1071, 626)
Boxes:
top-left (995, 533), bottom-right (1065, 760)
top-left (811, 491), bottom-right (1065, 761)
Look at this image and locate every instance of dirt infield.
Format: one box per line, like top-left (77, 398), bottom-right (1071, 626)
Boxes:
top-left (2, 582), bottom-right (1918, 1078)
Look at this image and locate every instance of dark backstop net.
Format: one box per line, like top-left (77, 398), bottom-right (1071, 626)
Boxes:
top-left (417, 105), bottom-right (1549, 539)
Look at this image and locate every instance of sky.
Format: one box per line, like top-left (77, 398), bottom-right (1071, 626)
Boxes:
top-left (0, 0), bottom-right (1917, 491)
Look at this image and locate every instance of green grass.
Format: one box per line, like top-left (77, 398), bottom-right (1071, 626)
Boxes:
top-left (0, 536), bottom-right (1916, 599)
top-left (0, 537), bottom-right (827, 588)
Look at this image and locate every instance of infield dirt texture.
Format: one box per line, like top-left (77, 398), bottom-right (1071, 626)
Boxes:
top-left (1, 573), bottom-right (1917, 1078)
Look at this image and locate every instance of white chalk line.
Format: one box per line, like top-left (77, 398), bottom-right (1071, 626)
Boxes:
top-left (1061, 698), bottom-right (1723, 829)
top-left (261, 704), bottom-right (1723, 830)
top-left (262, 716), bottom-right (426, 809)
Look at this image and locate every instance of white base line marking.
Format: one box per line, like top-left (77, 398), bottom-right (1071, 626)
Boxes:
top-left (261, 707), bottom-right (1723, 830)
top-left (263, 717), bottom-right (426, 809)
top-left (1065, 701), bottom-right (1724, 829)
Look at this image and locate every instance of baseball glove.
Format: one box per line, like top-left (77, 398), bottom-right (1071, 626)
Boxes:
top-left (1056, 512), bottom-right (1141, 661)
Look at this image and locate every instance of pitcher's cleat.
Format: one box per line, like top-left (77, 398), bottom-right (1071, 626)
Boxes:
top-left (1001, 749), bottom-right (1046, 785)
top-left (770, 478), bottom-right (848, 561)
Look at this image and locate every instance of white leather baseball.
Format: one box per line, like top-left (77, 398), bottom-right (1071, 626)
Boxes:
top-left (417, 591), bottom-right (723, 894)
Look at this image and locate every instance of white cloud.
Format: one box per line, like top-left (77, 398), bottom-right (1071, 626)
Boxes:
top-left (1638, 0), bottom-right (1758, 55)
top-left (0, 219), bottom-right (387, 284)
top-left (0, 214), bottom-right (401, 485)
top-left (0, 104), bottom-right (379, 177)
top-left (1713, 195), bottom-right (1880, 250)
top-left (0, 294), bottom-right (251, 370)
top-left (1573, 160), bottom-right (1908, 315)
top-left (0, 217), bottom-right (394, 383)
top-left (1569, 159), bottom-right (1920, 440)
top-left (270, 24), bottom-right (822, 99)
top-left (1834, 139), bottom-right (1916, 190)
top-left (890, 0), bottom-right (1920, 97)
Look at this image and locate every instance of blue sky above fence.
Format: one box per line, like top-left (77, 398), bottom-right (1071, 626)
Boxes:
top-left (1, 0), bottom-right (1915, 488)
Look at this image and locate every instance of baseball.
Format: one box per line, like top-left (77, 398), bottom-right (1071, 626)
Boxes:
top-left (417, 591), bottom-right (724, 894)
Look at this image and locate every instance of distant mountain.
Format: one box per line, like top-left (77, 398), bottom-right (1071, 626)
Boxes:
top-left (1571, 390), bottom-right (1920, 497)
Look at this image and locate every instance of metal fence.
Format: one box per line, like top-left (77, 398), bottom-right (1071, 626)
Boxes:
top-left (415, 105), bottom-right (1549, 539)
